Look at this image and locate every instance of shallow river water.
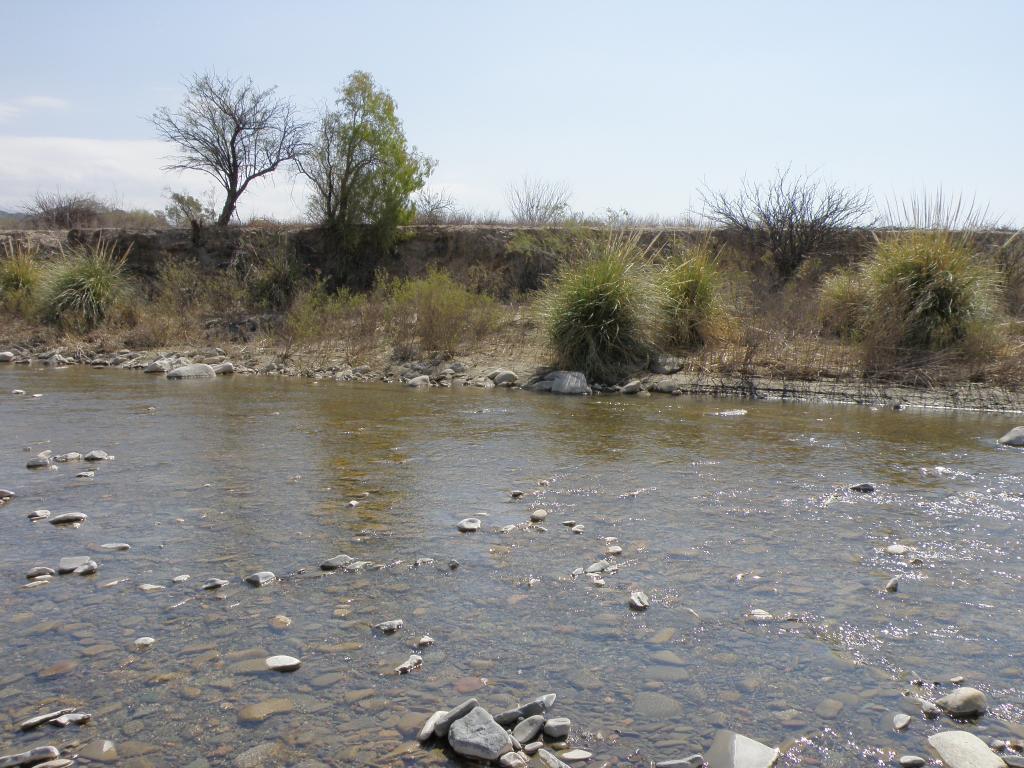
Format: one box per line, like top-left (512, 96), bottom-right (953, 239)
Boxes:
top-left (1, 367), bottom-right (1023, 768)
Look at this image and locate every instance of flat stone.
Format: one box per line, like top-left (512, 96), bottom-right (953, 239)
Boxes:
top-left (83, 450), bottom-right (112, 461)
top-left (417, 710), bottom-right (447, 742)
top-left (927, 730), bottom-right (1005, 767)
top-left (167, 363), bottom-right (217, 379)
top-left (49, 512), bottom-right (87, 526)
top-left (237, 698), bottom-right (294, 723)
top-left (886, 544), bottom-right (912, 555)
top-left (245, 571), bottom-right (276, 587)
top-left (850, 482), bottom-right (876, 493)
top-left (52, 712), bottom-right (91, 726)
top-left (893, 713), bottom-right (912, 731)
top-left (26, 566), bottom-right (55, 578)
top-left (0, 747), bottom-right (61, 768)
top-left (101, 542), bottom-right (131, 550)
top-left (898, 757), bottom-right (926, 768)
top-left (77, 740), bottom-right (118, 762)
top-left (655, 757), bottom-right (704, 768)
top-left (500, 753), bottom-right (530, 768)
top-left (395, 654), bottom-right (422, 674)
top-left (448, 706), bottom-right (512, 761)
top-left (433, 698), bottom-right (478, 738)
top-left (18, 707), bottom-right (77, 730)
top-left (705, 730), bottom-right (779, 768)
top-left (538, 750), bottom-right (572, 768)
top-left (374, 619), bottom-right (403, 634)
top-left (561, 749), bottom-right (592, 761)
top-left (139, 583), bottom-right (165, 593)
top-left (265, 655), bottom-right (301, 672)
top-left (57, 556), bottom-right (92, 574)
top-left (320, 554), bottom-right (355, 570)
top-left (201, 578), bottom-right (229, 590)
top-left (997, 426), bottom-right (1024, 446)
top-left (457, 517), bottom-right (482, 532)
top-left (33, 760), bottom-right (74, 768)
top-left (935, 687), bottom-right (988, 717)
top-left (512, 715), bottom-right (545, 743)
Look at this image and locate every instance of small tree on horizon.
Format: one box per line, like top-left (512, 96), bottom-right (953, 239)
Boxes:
top-left (150, 71), bottom-right (307, 227)
top-left (297, 70), bottom-right (434, 285)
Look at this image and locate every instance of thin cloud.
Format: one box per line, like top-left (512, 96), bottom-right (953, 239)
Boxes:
top-left (0, 95), bottom-right (71, 123)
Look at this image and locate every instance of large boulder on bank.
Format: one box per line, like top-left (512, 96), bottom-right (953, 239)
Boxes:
top-left (705, 730), bottom-right (779, 768)
top-left (167, 364), bottom-right (216, 380)
top-left (547, 371), bottom-right (591, 395)
top-left (448, 706), bottom-right (512, 762)
top-left (998, 426), bottom-right (1024, 447)
top-left (927, 730), bottom-right (1005, 768)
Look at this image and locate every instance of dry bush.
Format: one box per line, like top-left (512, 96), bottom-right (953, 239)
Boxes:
top-left (506, 178), bottom-right (572, 225)
top-left (656, 241), bottom-right (734, 349)
top-left (0, 240), bottom-right (43, 316)
top-left (818, 267), bottom-right (867, 338)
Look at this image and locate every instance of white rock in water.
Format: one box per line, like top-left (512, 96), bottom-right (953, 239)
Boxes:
top-left (55, 452), bottom-right (82, 462)
top-left (76, 471), bottom-right (95, 478)
top-left (244, 571), bottom-right (276, 587)
top-left (935, 687), bottom-right (987, 717)
top-left (885, 544), bottom-right (911, 555)
top-left (57, 556), bottom-right (92, 574)
top-left (395, 654), bottom-right (422, 674)
top-left (28, 509), bottom-right (50, 521)
top-left (457, 517), bottom-right (481, 532)
top-left (134, 637), bottom-right (155, 650)
top-left (49, 512), bottom-right (87, 526)
top-left (997, 426), bottom-right (1024, 447)
top-left (374, 619), bottom-right (404, 634)
top-left (0, 351), bottom-right (13, 362)
top-left (927, 730), bottom-right (1004, 768)
top-left (167, 363), bottom-right (216, 379)
top-left (705, 729), bottom-right (779, 768)
top-left (83, 450), bottom-right (112, 461)
top-left (745, 608), bottom-right (774, 622)
top-left (417, 710), bottom-right (448, 742)
top-left (265, 654), bottom-right (301, 672)
top-left (139, 583), bottom-right (165, 593)
top-left (416, 635), bottom-right (435, 647)
top-left (26, 456), bottom-right (53, 469)
top-left (629, 591), bottom-right (650, 610)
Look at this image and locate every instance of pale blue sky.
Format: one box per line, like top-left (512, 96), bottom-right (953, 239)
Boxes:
top-left (1, 0), bottom-right (1021, 223)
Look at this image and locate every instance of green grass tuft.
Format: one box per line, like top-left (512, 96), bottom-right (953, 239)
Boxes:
top-left (657, 243), bottom-right (732, 349)
top-left (818, 267), bottom-right (867, 339)
top-left (40, 239), bottom-right (130, 330)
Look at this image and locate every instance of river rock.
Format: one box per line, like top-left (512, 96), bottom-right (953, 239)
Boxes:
top-left (49, 512), bottom-right (87, 526)
top-left (28, 509), bottom-right (50, 521)
top-left (406, 375), bottom-right (430, 387)
top-left (134, 637), bottom-right (156, 650)
top-left (76, 470), bottom-right (95, 478)
top-left (530, 509), bottom-right (548, 522)
top-left (935, 687), bottom-right (987, 717)
top-left (898, 758), bottom-right (926, 768)
top-left (500, 753), bottom-right (531, 768)
top-left (997, 426), bottom-right (1024, 446)
top-left (548, 371), bottom-right (591, 395)
top-left (143, 360), bottom-right (171, 373)
top-left (490, 369), bottom-right (518, 385)
top-left (0, 488), bottom-right (16, 500)
top-left (885, 577), bottom-right (899, 592)
top-left (634, 692), bottom-right (682, 718)
top-left (18, 708), bottom-right (77, 730)
top-left (0, 747), bottom-right (61, 767)
top-left (885, 544), bottom-right (911, 555)
top-left (655, 757), bottom-right (704, 768)
top-left (26, 455), bottom-right (53, 469)
top-left (457, 517), bottom-right (481, 532)
top-left (543, 717), bottom-right (571, 738)
top-left (201, 578), bottom-right (229, 590)
top-left (448, 706), bottom-right (512, 762)
top-left (850, 482), bottom-right (876, 493)
top-left (237, 698), bottom-right (294, 723)
top-left (26, 566), bottom-right (55, 578)
top-left (433, 698), bottom-right (479, 738)
top-left (58, 556), bottom-right (93, 574)
top-left (512, 715), bottom-right (546, 743)
top-left (417, 710), bottom-right (448, 741)
top-left (73, 560), bottom-right (98, 575)
top-left (320, 554), bottom-right (355, 570)
top-left (927, 730), bottom-right (1004, 767)
top-left (630, 591), bottom-right (650, 610)
top-left (265, 655), bottom-right (301, 672)
top-left (101, 542), bottom-right (131, 551)
top-left (83, 450), bottom-right (112, 461)
top-left (893, 713), bottom-right (912, 731)
top-left (212, 361), bottom-right (235, 375)
top-left (0, 351), bottom-right (13, 362)
top-left (561, 751), bottom-right (593, 762)
top-left (55, 452), bottom-right (82, 462)
top-left (374, 619), bottom-right (404, 633)
top-left (245, 571), bottom-right (276, 587)
top-left (705, 730), bottom-right (779, 768)
top-left (52, 713), bottom-right (91, 727)
top-left (167, 364), bottom-right (216, 379)
top-left (77, 740), bottom-right (118, 762)
top-left (496, 694), bottom-right (556, 726)
top-left (395, 654), bottom-right (422, 674)
top-left (538, 750), bottom-right (572, 768)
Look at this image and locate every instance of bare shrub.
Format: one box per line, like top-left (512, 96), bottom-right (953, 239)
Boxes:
top-left (699, 168), bottom-right (873, 281)
top-left (414, 188), bottom-right (457, 224)
top-left (506, 177), bottom-right (572, 225)
top-left (25, 191), bottom-right (110, 229)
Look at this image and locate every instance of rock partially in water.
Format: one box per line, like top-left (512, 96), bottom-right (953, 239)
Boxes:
top-left (27, 509), bottom-right (50, 521)
top-left (0, 351), bottom-right (13, 362)
top-left (18, 708), bottom-right (77, 730)
top-left (448, 706), bottom-right (512, 762)
top-left (561, 750), bottom-right (593, 762)
top-left (705, 730), bottom-right (779, 768)
top-left (57, 556), bottom-right (93, 574)
top-left (433, 698), bottom-right (479, 738)
top-left (927, 730), bottom-right (1004, 768)
top-left (26, 455), bottom-right (53, 469)
top-left (320, 554), bottom-right (355, 570)
top-left (201, 578), bottom-right (229, 590)
top-left (100, 542), bottom-right (131, 551)
top-left (885, 544), bottom-right (912, 555)
top-left (997, 426), bottom-right (1024, 446)
top-left (55, 452), bottom-right (82, 462)
top-left (374, 619), bottom-right (404, 634)
top-left (655, 757), bottom-right (704, 768)
top-left (850, 482), bottom-right (876, 493)
top-left (457, 517), bottom-right (482, 532)
top-left (935, 687), bottom-right (987, 717)
top-left (512, 714), bottom-right (545, 743)
top-left (898, 757), bottom-right (926, 768)
top-left (417, 710), bottom-right (448, 742)
top-left (530, 509), bottom-right (548, 523)
top-left (538, 749), bottom-right (573, 768)
top-left (542, 716), bottom-right (571, 738)
top-left (49, 512), bottom-right (87, 526)
top-left (76, 470), bottom-right (95, 478)
top-left (139, 583), bottom-right (166, 593)
top-left (265, 655), bottom-right (301, 672)
top-left (143, 359), bottom-right (171, 373)
top-left (500, 752), bottom-right (531, 768)
top-left (416, 635), bottom-right (434, 647)
top-left (83, 450), bottom-right (112, 461)
top-left (26, 566), bottom-right (55, 579)
top-left (490, 369), bottom-right (518, 386)
top-left (0, 488), bottom-right (17, 501)
top-left (629, 591), bottom-right (650, 610)
top-left (885, 577), bottom-right (900, 593)
top-left (167, 364), bottom-right (217, 380)
top-left (52, 712), bottom-right (91, 727)
top-left (0, 746), bottom-right (61, 767)
top-left (892, 713), bottom-right (912, 731)
top-left (406, 375), bottom-right (431, 388)
top-left (396, 654), bottom-right (423, 674)
top-left (212, 361), bottom-right (235, 375)
top-left (134, 637), bottom-right (156, 650)
top-left (245, 571), bottom-right (276, 587)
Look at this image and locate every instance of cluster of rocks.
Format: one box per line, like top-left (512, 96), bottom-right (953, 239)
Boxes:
top-left (416, 694), bottom-right (591, 767)
top-left (24, 449), bottom-right (111, 472)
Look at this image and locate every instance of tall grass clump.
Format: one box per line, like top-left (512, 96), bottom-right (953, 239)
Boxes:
top-left (657, 243), bottom-right (732, 348)
top-left (860, 231), bottom-right (1002, 361)
top-left (0, 241), bottom-right (43, 315)
top-left (387, 269), bottom-right (501, 357)
top-left (818, 267), bottom-right (867, 338)
top-left (541, 231), bottom-right (656, 381)
top-left (40, 240), bottom-right (130, 330)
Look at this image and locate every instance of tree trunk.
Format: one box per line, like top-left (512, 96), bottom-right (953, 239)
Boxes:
top-left (217, 192), bottom-right (238, 227)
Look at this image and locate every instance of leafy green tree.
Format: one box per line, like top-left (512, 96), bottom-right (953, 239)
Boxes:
top-left (298, 71), bottom-right (434, 285)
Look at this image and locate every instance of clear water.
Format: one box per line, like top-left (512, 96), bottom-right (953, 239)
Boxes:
top-left (1, 367), bottom-right (1022, 767)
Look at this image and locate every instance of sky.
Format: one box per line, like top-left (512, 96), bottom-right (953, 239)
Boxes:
top-left (1, 0), bottom-right (1022, 224)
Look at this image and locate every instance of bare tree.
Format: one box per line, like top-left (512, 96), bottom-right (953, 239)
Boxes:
top-left (506, 177), bottom-right (572, 225)
top-left (150, 72), bottom-right (306, 226)
top-left (414, 187), bottom-right (457, 224)
top-left (699, 168), bottom-right (873, 280)
top-left (24, 191), bottom-right (110, 229)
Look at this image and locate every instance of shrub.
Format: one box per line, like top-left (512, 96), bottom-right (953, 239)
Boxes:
top-left (540, 231), bottom-right (656, 381)
top-left (818, 267), bottom-right (867, 338)
top-left (860, 231), bottom-right (1002, 360)
top-left (283, 281), bottom-right (351, 349)
top-left (506, 177), bottom-right (572, 225)
top-left (40, 240), bottom-right (130, 330)
top-left (387, 270), bottom-right (501, 357)
top-left (234, 230), bottom-right (301, 311)
top-left (657, 244), bottom-right (732, 348)
top-left (0, 241), bottom-right (43, 315)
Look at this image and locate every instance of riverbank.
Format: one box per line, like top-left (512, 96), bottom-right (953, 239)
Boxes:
top-left (2, 331), bottom-right (1022, 413)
